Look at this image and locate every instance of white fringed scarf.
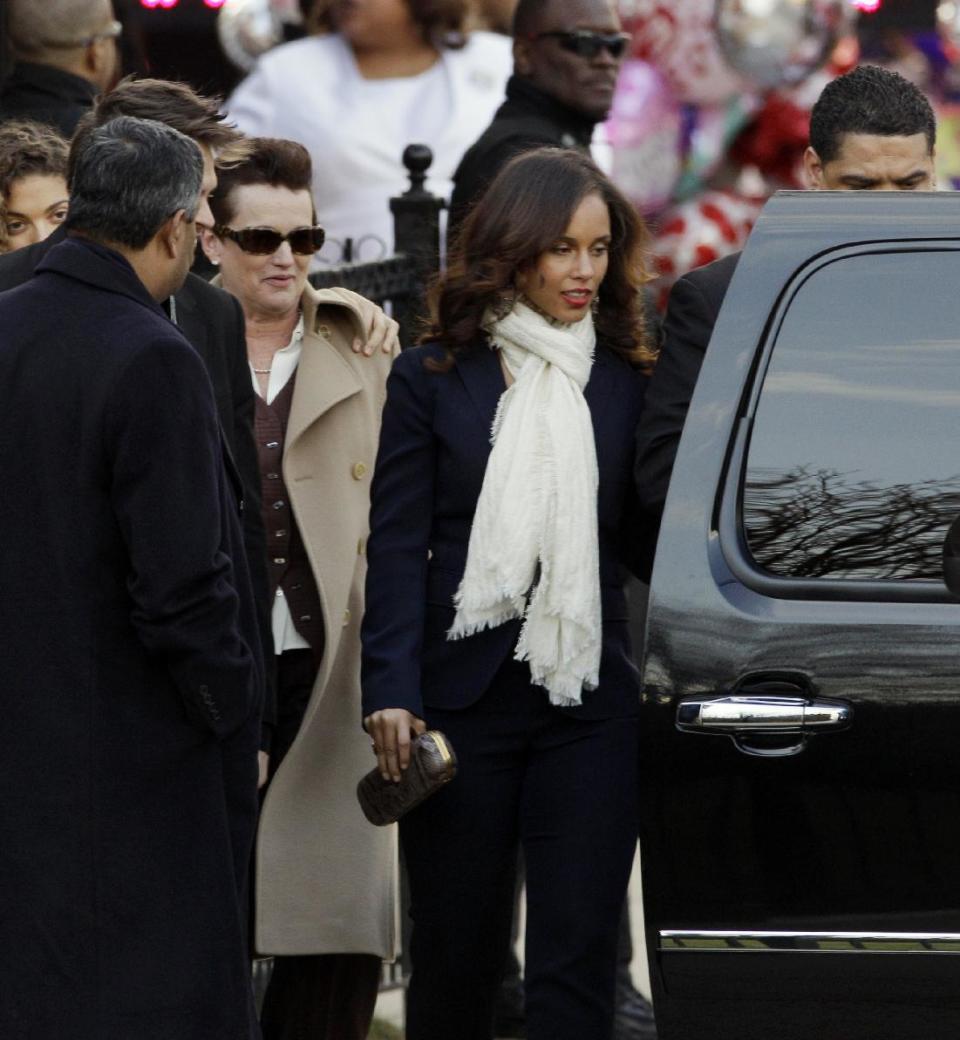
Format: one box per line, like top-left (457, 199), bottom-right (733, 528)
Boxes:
top-left (447, 299), bottom-right (601, 706)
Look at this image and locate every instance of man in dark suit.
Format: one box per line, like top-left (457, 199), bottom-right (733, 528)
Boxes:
top-left (0, 114), bottom-right (261, 1039)
top-left (0, 76), bottom-right (398, 780)
top-left (448, 0), bottom-right (627, 240)
top-left (635, 64), bottom-right (938, 528)
top-left (0, 0), bottom-right (120, 136)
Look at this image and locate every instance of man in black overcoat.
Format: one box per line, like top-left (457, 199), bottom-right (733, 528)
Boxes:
top-left (0, 76), bottom-right (399, 782)
top-left (448, 0), bottom-right (627, 241)
top-left (0, 116), bottom-right (262, 1039)
top-left (635, 64), bottom-right (938, 531)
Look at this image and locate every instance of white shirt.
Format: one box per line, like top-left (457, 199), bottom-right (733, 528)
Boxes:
top-left (251, 316), bottom-right (310, 655)
top-left (225, 32), bottom-right (513, 263)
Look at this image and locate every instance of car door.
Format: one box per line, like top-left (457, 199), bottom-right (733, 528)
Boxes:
top-left (639, 191), bottom-right (960, 1040)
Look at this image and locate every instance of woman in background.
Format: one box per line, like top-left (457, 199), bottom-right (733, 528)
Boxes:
top-left (201, 136), bottom-right (397, 1040)
top-left (226, 0), bottom-right (511, 262)
top-left (362, 147), bottom-right (656, 1040)
top-left (0, 120), bottom-right (68, 252)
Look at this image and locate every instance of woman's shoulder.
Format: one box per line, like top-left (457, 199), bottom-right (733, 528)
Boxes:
top-left (596, 338), bottom-right (634, 368)
top-left (457, 30), bottom-right (513, 61)
top-left (391, 340), bottom-right (452, 376)
top-left (445, 31), bottom-right (512, 86)
top-left (247, 33), bottom-right (346, 81)
top-left (596, 338), bottom-right (651, 393)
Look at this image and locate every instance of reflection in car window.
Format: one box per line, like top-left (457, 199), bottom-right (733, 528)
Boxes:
top-left (743, 250), bottom-right (960, 581)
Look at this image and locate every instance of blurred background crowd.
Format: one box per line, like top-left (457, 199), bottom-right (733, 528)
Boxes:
top-left (1, 0), bottom-right (956, 307)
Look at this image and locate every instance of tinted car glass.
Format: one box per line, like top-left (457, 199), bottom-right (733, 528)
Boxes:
top-left (742, 249), bottom-right (960, 581)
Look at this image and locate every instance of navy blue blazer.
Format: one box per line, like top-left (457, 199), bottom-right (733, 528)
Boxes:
top-left (361, 338), bottom-right (648, 723)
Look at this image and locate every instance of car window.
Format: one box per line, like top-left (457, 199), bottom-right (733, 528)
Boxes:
top-left (742, 249), bottom-right (960, 581)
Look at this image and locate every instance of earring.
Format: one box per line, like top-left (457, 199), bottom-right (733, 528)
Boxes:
top-left (494, 286), bottom-right (517, 319)
top-left (210, 259), bottom-right (220, 266)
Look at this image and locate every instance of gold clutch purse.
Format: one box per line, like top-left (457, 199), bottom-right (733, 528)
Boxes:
top-left (357, 730), bottom-right (458, 826)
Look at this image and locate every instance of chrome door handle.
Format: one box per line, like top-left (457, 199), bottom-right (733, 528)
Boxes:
top-left (676, 695), bottom-right (852, 757)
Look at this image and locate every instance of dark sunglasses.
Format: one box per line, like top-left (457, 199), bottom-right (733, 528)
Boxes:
top-left (532, 30), bottom-right (631, 60)
top-left (215, 224), bottom-right (326, 256)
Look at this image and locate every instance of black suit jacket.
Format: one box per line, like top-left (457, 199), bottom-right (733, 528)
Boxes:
top-left (362, 340), bottom-right (647, 723)
top-left (0, 228), bottom-right (276, 741)
top-left (634, 252), bottom-right (740, 526)
top-left (0, 238), bottom-right (261, 1038)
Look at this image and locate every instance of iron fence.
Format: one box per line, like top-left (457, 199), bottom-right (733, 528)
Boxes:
top-left (309, 143), bottom-right (443, 350)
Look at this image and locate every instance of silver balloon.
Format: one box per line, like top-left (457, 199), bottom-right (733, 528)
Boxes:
top-left (218, 0), bottom-right (302, 73)
top-left (714, 0), bottom-right (855, 91)
top-left (939, 0), bottom-right (960, 48)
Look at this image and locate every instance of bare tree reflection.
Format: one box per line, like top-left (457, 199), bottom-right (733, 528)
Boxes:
top-left (744, 467), bottom-right (960, 580)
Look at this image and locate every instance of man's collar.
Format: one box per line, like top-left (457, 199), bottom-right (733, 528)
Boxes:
top-left (36, 236), bottom-right (167, 318)
top-left (5, 61), bottom-right (99, 102)
top-left (504, 75), bottom-right (600, 142)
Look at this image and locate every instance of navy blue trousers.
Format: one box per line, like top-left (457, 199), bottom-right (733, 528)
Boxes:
top-left (400, 658), bottom-right (639, 1040)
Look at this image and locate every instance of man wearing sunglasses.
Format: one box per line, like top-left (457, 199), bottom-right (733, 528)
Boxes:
top-left (1, 0), bottom-right (121, 137)
top-left (448, 0), bottom-right (628, 241)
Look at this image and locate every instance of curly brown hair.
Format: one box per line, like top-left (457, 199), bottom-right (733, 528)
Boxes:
top-left (310, 0), bottom-right (468, 45)
top-left (429, 147), bottom-right (656, 369)
top-left (0, 120), bottom-right (69, 252)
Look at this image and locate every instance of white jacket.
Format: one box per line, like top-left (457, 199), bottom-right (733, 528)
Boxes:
top-left (226, 32), bottom-right (512, 263)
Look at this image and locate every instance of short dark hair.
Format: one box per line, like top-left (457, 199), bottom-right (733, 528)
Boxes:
top-left (312, 0), bottom-right (468, 45)
top-left (209, 137), bottom-right (314, 228)
top-left (513, 0), bottom-right (551, 36)
top-left (76, 76), bottom-right (247, 164)
top-left (809, 64), bottom-right (936, 164)
top-left (8, 0), bottom-right (112, 59)
top-left (66, 116), bottom-right (203, 250)
top-left (432, 147), bottom-right (654, 367)
top-left (0, 119), bottom-right (68, 200)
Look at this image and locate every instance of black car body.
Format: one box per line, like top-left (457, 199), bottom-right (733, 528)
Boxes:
top-left (640, 190), bottom-right (960, 1039)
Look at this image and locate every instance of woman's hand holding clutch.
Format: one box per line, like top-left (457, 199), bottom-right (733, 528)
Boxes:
top-left (363, 708), bottom-right (427, 782)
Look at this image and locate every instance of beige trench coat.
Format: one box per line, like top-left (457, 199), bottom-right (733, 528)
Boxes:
top-left (250, 284), bottom-right (398, 957)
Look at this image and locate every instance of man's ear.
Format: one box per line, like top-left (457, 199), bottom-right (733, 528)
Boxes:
top-left (85, 37), bottom-right (110, 83)
top-left (802, 145), bottom-right (826, 189)
top-left (199, 225), bottom-right (223, 266)
top-left (513, 36), bottom-right (532, 77)
top-left (159, 209), bottom-right (188, 259)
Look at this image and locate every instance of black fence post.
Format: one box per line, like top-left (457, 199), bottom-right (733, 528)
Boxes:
top-left (390, 144), bottom-right (444, 348)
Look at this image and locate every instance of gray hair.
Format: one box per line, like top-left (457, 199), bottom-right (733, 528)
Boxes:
top-left (65, 116), bottom-right (203, 250)
top-left (9, 0), bottom-right (113, 56)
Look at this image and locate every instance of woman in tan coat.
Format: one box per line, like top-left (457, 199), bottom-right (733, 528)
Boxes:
top-left (202, 137), bottom-right (398, 1040)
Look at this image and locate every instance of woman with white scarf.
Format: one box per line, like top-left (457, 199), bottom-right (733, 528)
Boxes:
top-left (361, 148), bottom-right (656, 1040)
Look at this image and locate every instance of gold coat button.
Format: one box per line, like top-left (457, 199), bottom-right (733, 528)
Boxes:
top-left (352, 462), bottom-right (367, 480)
top-left (342, 608), bottom-right (351, 626)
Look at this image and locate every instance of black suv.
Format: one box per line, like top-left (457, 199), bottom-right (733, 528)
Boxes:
top-left (639, 190), bottom-right (960, 1039)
